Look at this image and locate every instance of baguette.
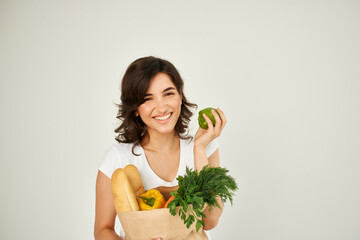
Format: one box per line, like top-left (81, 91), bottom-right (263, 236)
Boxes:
top-left (111, 168), bottom-right (140, 212)
top-left (124, 164), bottom-right (145, 197)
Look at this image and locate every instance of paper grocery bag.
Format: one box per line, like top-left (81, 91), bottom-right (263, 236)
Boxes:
top-left (117, 206), bottom-right (208, 240)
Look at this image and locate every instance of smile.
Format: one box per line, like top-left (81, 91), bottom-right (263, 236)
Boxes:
top-left (153, 113), bottom-right (172, 121)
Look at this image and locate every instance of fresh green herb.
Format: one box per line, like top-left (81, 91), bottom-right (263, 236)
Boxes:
top-left (167, 165), bottom-right (238, 232)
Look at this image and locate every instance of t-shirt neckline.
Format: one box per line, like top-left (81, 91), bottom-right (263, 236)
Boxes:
top-left (138, 138), bottom-right (183, 184)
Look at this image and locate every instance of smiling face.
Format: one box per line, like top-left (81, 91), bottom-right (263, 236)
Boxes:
top-left (136, 72), bottom-right (182, 136)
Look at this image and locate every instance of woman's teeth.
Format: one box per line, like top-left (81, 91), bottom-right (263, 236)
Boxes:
top-left (154, 113), bottom-right (171, 120)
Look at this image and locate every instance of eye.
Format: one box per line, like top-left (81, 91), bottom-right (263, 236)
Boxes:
top-left (165, 92), bottom-right (175, 96)
top-left (143, 97), bottom-right (152, 102)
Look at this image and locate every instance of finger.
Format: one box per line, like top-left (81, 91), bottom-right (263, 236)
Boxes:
top-left (202, 113), bottom-right (214, 131)
top-left (211, 110), bottom-right (221, 137)
top-left (217, 108), bottom-right (227, 131)
top-left (212, 108), bottom-right (222, 132)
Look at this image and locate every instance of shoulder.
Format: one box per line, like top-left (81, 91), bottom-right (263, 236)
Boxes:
top-left (98, 142), bottom-right (140, 178)
top-left (103, 142), bottom-right (135, 160)
top-left (112, 142), bottom-right (139, 155)
top-left (205, 138), bottom-right (219, 157)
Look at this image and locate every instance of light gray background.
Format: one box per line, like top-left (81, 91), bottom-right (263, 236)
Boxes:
top-left (1, 1), bottom-right (359, 239)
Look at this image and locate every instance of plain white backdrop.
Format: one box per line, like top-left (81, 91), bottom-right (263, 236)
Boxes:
top-left (1, 0), bottom-right (359, 239)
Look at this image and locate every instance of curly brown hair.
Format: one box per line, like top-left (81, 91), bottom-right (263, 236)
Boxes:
top-left (114, 56), bottom-right (197, 155)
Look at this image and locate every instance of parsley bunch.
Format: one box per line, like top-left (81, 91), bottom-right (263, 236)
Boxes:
top-left (167, 165), bottom-right (238, 232)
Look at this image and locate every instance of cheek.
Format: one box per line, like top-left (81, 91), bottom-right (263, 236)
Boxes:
top-left (172, 97), bottom-right (182, 108)
top-left (137, 105), bottom-right (150, 117)
top-left (172, 100), bottom-right (182, 119)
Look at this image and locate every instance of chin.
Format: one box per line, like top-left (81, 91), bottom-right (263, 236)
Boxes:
top-left (158, 128), bottom-right (176, 134)
top-left (153, 125), bottom-right (177, 135)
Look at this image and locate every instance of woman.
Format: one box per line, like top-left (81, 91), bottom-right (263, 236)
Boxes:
top-left (94, 56), bottom-right (226, 240)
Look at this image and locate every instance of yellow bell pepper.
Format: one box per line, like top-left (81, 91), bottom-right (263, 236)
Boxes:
top-left (137, 189), bottom-right (166, 210)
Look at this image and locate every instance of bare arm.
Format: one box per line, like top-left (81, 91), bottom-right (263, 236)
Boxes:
top-left (193, 108), bottom-right (227, 230)
top-left (94, 170), bottom-right (122, 240)
top-left (194, 148), bottom-right (224, 230)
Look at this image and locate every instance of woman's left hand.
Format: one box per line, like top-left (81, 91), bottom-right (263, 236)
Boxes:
top-left (194, 108), bottom-right (227, 150)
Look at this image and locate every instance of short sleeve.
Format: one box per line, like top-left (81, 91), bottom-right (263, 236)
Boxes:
top-left (98, 145), bottom-right (121, 179)
top-left (205, 138), bottom-right (219, 158)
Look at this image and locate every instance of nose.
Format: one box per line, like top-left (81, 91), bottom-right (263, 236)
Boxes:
top-left (154, 97), bottom-right (167, 113)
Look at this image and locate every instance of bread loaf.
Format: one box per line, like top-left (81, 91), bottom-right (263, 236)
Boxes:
top-left (111, 168), bottom-right (140, 212)
top-left (124, 164), bottom-right (145, 197)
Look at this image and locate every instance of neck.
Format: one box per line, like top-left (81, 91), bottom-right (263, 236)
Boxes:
top-left (141, 130), bottom-right (180, 153)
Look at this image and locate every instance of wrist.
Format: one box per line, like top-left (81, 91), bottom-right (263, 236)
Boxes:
top-left (193, 146), bottom-right (208, 171)
top-left (193, 142), bottom-right (206, 153)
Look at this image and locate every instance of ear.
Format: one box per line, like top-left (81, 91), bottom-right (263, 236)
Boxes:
top-left (135, 111), bottom-right (139, 117)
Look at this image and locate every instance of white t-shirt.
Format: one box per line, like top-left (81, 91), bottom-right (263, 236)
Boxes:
top-left (98, 137), bottom-right (218, 239)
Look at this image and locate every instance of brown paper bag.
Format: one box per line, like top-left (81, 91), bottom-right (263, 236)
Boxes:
top-left (117, 206), bottom-right (208, 240)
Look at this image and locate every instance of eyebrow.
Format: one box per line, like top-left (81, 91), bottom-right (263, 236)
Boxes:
top-left (145, 87), bottom-right (176, 97)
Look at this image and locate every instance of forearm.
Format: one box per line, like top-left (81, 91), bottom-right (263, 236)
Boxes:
top-left (94, 227), bottom-right (122, 240)
top-left (203, 196), bottom-right (224, 230)
top-left (194, 145), bottom-right (223, 230)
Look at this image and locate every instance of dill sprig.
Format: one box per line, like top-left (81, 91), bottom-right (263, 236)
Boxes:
top-left (167, 165), bottom-right (238, 232)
